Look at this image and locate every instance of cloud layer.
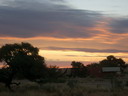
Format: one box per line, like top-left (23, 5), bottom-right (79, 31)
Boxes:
top-left (0, 0), bottom-right (104, 39)
top-left (109, 18), bottom-right (128, 34)
top-left (43, 46), bottom-right (128, 53)
top-left (0, 0), bottom-right (128, 41)
top-left (0, 0), bottom-right (128, 57)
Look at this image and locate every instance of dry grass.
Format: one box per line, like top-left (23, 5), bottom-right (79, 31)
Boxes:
top-left (0, 78), bottom-right (128, 96)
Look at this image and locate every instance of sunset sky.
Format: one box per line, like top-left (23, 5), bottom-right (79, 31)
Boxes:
top-left (0, 0), bottom-right (128, 67)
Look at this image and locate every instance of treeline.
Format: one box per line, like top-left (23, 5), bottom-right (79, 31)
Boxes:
top-left (0, 42), bottom-right (127, 90)
top-left (70, 55), bottom-right (127, 77)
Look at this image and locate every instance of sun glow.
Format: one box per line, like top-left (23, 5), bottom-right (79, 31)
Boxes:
top-left (39, 50), bottom-right (128, 63)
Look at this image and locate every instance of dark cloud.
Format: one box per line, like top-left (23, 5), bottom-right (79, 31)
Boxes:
top-left (43, 46), bottom-right (128, 53)
top-left (0, 0), bottom-right (128, 41)
top-left (0, 0), bottom-right (102, 39)
top-left (65, 55), bottom-right (128, 58)
top-left (109, 18), bottom-right (128, 34)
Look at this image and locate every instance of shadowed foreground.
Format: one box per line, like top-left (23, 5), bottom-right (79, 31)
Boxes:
top-left (0, 78), bottom-right (128, 96)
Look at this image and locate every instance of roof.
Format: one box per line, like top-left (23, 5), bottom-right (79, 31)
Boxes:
top-left (102, 67), bottom-right (120, 72)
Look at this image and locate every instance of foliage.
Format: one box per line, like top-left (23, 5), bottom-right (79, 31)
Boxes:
top-left (71, 61), bottom-right (85, 68)
top-left (47, 65), bottom-right (60, 78)
top-left (87, 63), bottom-right (100, 68)
top-left (0, 67), bottom-right (13, 83)
top-left (0, 42), bottom-right (47, 80)
top-left (87, 55), bottom-right (126, 69)
top-left (0, 67), bottom-right (20, 90)
top-left (99, 55), bottom-right (126, 72)
top-left (71, 61), bottom-right (87, 77)
top-left (99, 55), bottom-right (125, 67)
top-left (42, 65), bottom-right (67, 80)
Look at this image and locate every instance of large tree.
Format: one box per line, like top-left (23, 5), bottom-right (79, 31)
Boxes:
top-left (99, 55), bottom-right (125, 67)
top-left (99, 55), bottom-right (126, 72)
top-left (0, 42), bottom-right (47, 80)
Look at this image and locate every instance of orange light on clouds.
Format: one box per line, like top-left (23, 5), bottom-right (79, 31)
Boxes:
top-left (0, 36), bottom-right (96, 41)
top-left (1, 17), bottom-right (128, 68)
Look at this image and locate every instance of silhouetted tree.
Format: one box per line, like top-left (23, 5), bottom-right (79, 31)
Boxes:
top-left (0, 42), bottom-right (47, 89)
top-left (100, 55), bottom-right (125, 67)
top-left (99, 55), bottom-right (126, 70)
top-left (87, 63), bottom-right (100, 67)
top-left (71, 61), bottom-right (87, 77)
top-left (71, 61), bottom-right (85, 68)
top-left (0, 67), bottom-right (20, 90)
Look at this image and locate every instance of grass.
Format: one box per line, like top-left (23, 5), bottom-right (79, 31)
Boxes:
top-left (0, 78), bottom-right (128, 96)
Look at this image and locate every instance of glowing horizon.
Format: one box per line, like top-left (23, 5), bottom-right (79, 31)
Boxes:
top-left (0, 0), bottom-right (128, 67)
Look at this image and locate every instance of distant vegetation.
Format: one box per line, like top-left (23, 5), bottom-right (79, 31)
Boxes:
top-left (0, 42), bottom-right (127, 93)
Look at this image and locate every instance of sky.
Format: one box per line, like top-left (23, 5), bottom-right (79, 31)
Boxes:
top-left (0, 0), bottom-right (128, 67)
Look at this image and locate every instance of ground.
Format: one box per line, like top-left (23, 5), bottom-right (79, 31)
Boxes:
top-left (0, 78), bottom-right (128, 96)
